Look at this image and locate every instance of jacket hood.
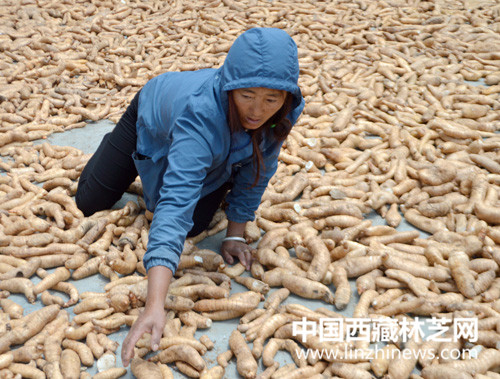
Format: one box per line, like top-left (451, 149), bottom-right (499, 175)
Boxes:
top-left (220, 28), bottom-right (304, 114)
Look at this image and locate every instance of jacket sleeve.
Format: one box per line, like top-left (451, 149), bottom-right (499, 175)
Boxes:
top-left (142, 117), bottom-right (214, 274)
top-left (225, 140), bottom-right (282, 223)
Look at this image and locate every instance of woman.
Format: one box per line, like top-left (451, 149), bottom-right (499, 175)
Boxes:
top-left (75, 27), bottom-right (304, 366)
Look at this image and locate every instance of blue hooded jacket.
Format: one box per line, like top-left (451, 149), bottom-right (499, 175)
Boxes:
top-left (135, 28), bottom-right (304, 274)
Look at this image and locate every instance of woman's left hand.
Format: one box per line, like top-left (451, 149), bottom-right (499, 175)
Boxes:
top-left (221, 240), bottom-right (254, 270)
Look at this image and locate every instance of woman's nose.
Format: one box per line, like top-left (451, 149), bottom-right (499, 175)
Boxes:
top-left (249, 101), bottom-right (264, 117)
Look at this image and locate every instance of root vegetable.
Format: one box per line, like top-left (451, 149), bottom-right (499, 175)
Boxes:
top-left (371, 343), bottom-right (399, 377)
top-left (217, 350), bottom-right (233, 368)
top-left (229, 330), bottom-right (258, 379)
top-left (240, 309), bottom-right (266, 325)
top-left (64, 322), bottom-right (93, 341)
top-left (104, 275), bottom-right (144, 291)
top-left (482, 278), bottom-right (500, 302)
top-left (264, 288), bottom-right (290, 310)
top-left (375, 296), bottom-right (426, 316)
top-left (154, 344), bottom-right (206, 372)
top-left (96, 334), bottom-right (119, 352)
top-left (385, 269), bottom-right (433, 298)
top-left (61, 339), bottom-right (94, 367)
top-left (92, 313), bottom-right (136, 329)
top-left (475, 201), bottom-right (500, 224)
top-left (387, 338), bottom-right (421, 379)
top-left (72, 256), bottom-right (104, 280)
top-left (0, 232), bottom-right (54, 248)
top-left (8, 363), bottom-right (45, 379)
top-left (73, 297), bottom-right (109, 314)
top-left (131, 357), bottom-right (163, 379)
top-left (260, 206), bottom-right (304, 224)
top-left (382, 253), bottom-right (450, 281)
top-left (262, 338), bottom-right (304, 368)
top-left (175, 361), bottom-right (201, 378)
top-left (157, 363), bottom-right (174, 379)
top-left (244, 221), bottom-right (261, 242)
top-left (73, 308), bottom-right (114, 325)
top-left (261, 267), bottom-right (302, 287)
top-left (179, 311), bottom-right (212, 329)
top-left (153, 336), bottom-right (207, 355)
top-left (93, 368), bottom-right (127, 379)
top-left (4, 243), bottom-right (85, 259)
top-left (250, 261), bottom-right (265, 279)
top-left (356, 269), bottom-right (383, 295)
top-left (359, 230), bottom-right (420, 245)
top-left (51, 281), bottom-right (79, 308)
top-left (269, 363), bottom-right (295, 378)
top-left (305, 236), bottom-right (331, 282)
top-left (385, 203), bottom-right (402, 227)
top-left (46, 191), bottom-right (84, 219)
top-left (404, 208), bottom-right (448, 234)
top-left (169, 284), bottom-right (229, 301)
top-left (194, 291), bottom-right (261, 313)
top-left (200, 365), bottom-right (224, 379)
top-left (257, 227), bottom-right (288, 250)
top-left (33, 267), bottom-right (70, 295)
top-left (0, 278), bottom-right (35, 303)
top-left (0, 298), bottom-right (23, 319)
top-left (421, 348), bottom-right (500, 378)
top-left (353, 289), bottom-right (378, 318)
top-left (474, 270), bottom-right (496, 296)
top-left (470, 154), bottom-right (500, 175)
top-left (109, 293), bottom-right (130, 313)
top-left (233, 276), bottom-right (269, 294)
top-left (255, 248), bottom-right (304, 274)
top-left (64, 252), bottom-right (90, 271)
top-left (326, 362), bottom-right (372, 379)
top-left (99, 262), bottom-right (120, 282)
top-left (165, 294), bottom-right (194, 312)
top-left (182, 270), bottom-right (230, 285)
top-left (281, 274), bottom-right (334, 304)
top-left (372, 289), bottom-right (405, 310)
top-left (199, 335), bottom-right (214, 350)
top-left (60, 348), bottom-right (81, 379)
top-left (449, 251), bottom-right (476, 298)
top-left (109, 245), bottom-right (139, 275)
top-left (331, 265), bottom-right (351, 310)
top-left (276, 361), bottom-right (327, 379)
top-left (247, 313), bottom-right (294, 355)
top-left (86, 332), bottom-right (104, 359)
top-left (0, 353), bottom-right (13, 370)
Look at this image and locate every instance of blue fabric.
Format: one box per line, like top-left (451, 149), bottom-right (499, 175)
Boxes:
top-left (137, 28), bottom-right (305, 274)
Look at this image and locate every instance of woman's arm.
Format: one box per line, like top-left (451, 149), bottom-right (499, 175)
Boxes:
top-left (226, 219), bottom-right (246, 237)
top-left (123, 115), bottom-right (217, 366)
top-left (142, 115), bottom-right (215, 274)
top-left (225, 140), bottom-right (282, 223)
top-left (121, 265), bottom-right (172, 366)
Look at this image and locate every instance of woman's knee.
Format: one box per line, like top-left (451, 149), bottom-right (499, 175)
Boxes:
top-left (75, 184), bottom-right (95, 217)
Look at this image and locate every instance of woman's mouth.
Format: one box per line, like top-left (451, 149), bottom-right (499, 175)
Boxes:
top-left (246, 117), bottom-right (261, 126)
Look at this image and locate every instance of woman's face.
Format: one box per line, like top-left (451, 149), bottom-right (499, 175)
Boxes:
top-left (232, 87), bottom-right (287, 130)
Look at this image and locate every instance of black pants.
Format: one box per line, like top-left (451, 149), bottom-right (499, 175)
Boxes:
top-left (76, 91), bottom-right (231, 237)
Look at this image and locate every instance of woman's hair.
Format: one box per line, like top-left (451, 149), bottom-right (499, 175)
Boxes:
top-left (227, 90), bottom-right (294, 187)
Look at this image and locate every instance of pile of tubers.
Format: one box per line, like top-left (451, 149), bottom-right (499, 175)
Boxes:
top-left (1, 0), bottom-right (500, 378)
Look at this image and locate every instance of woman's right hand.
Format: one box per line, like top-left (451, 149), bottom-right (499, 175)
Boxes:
top-left (121, 265), bottom-right (173, 367)
top-left (121, 304), bottom-right (166, 367)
